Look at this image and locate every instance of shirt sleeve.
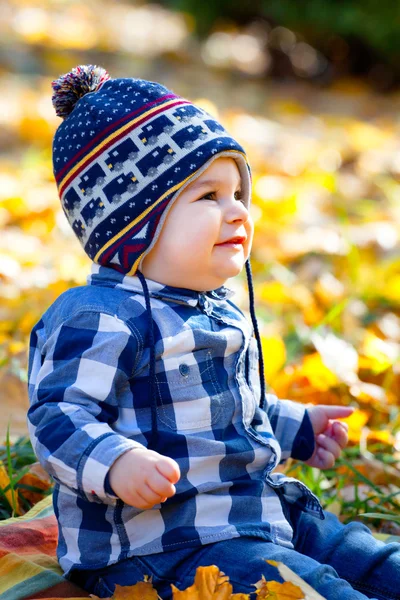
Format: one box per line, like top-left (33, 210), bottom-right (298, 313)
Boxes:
top-left (264, 394), bottom-right (315, 463)
top-left (291, 409), bottom-right (315, 461)
top-left (27, 310), bottom-right (146, 505)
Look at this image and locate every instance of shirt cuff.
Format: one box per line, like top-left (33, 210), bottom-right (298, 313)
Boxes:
top-left (78, 434), bottom-right (145, 503)
top-left (104, 470), bottom-right (118, 497)
top-left (291, 409), bottom-right (315, 461)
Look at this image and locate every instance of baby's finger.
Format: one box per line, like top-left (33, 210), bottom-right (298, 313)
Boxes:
top-left (157, 456), bottom-right (181, 484)
top-left (147, 469), bottom-right (177, 498)
top-left (316, 447), bottom-right (335, 469)
top-left (320, 406), bottom-right (355, 420)
top-left (141, 482), bottom-right (170, 506)
top-left (316, 433), bottom-right (342, 460)
top-left (324, 421), bottom-right (334, 437)
top-left (331, 421), bottom-right (349, 448)
top-left (133, 486), bottom-right (162, 509)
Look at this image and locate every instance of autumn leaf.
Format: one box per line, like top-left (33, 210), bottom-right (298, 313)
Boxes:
top-left (79, 564), bottom-right (327, 600)
top-left (254, 575), bottom-right (304, 599)
top-left (18, 461), bottom-right (53, 505)
top-left (360, 331), bottom-right (398, 374)
top-left (0, 460), bottom-right (21, 515)
top-left (112, 581), bottom-right (159, 599)
top-left (264, 562), bottom-right (326, 600)
top-left (301, 353), bottom-right (339, 391)
top-left (341, 409), bottom-right (370, 444)
top-left (261, 335), bottom-right (287, 382)
top-left (171, 565), bottom-right (239, 599)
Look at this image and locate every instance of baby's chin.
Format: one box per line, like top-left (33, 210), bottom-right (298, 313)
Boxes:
top-left (212, 258), bottom-right (245, 280)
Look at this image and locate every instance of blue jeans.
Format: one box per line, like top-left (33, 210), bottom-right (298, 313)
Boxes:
top-left (69, 506), bottom-right (400, 600)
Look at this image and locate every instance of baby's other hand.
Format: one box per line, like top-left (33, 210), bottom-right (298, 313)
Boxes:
top-left (305, 405), bottom-right (354, 470)
top-left (109, 447), bottom-right (180, 509)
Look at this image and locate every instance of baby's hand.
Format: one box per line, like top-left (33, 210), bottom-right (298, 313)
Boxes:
top-left (108, 447), bottom-right (180, 509)
top-left (305, 405), bottom-right (354, 470)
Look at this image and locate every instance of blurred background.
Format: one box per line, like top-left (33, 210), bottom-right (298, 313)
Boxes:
top-left (1, 0), bottom-right (400, 523)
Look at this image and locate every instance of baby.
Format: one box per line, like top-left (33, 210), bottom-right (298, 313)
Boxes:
top-left (27, 65), bottom-right (400, 600)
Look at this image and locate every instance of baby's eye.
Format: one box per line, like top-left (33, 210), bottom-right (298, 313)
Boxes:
top-left (200, 191), bottom-right (245, 203)
top-left (201, 191), bottom-right (217, 201)
top-left (234, 190), bottom-right (244, 202)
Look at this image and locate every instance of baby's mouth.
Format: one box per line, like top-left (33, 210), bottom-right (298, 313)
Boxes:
top-left (215, 236), bottom-right (246, 246)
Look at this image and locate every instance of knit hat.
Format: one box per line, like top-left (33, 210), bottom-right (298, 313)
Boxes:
top-left (51, 64), bottom-right (252, 276)
top-left (51, 64), bottom-right (267, 443)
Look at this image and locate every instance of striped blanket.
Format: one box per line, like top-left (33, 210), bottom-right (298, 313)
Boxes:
top-left (0, 495), bottom-right (399, 600)
top-left (0, 495), bottom-right (88, 600)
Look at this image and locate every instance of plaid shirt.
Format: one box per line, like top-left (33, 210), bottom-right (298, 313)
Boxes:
top-left (27, 264), bottom-right (323, 576)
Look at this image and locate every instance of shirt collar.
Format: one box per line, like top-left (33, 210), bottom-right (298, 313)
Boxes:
top-left (87, 264), bottom-right (235, 306)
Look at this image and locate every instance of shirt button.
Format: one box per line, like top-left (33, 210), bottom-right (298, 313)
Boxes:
top-left (179, 363), bottom-right (190, 377)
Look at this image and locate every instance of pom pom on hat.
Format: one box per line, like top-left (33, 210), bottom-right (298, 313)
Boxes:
top-left (51, 64), bottom-right (111, 118)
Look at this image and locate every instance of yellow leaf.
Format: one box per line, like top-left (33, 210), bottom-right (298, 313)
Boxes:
top-left (261, 336), bottom-right (286, 382)
top-left (8, 340), bottom-right (26, 355)
top-left (259, 196), bottom-right (298, 225)
top-left (268, 581), bottom-right (304, 599)
top-left (265, 561), bottom-right (326, 599)
top-left (19, 462), bottom-right (53, 505)
top-left (171, 565), bottom-right (246, 599)
top-left (18, 311), bottom-right (40, 336)
top-left (254, 575), bottom-right (304, 599)
top-left (112, 580), bottom-right (158, 599)
top-left (258, 282), bottom-right (324, 325)
top-left (341, 409), bottom-right (370, 444)
top-left (171, 583), bottom-right (198, 599)
top-left (302, 170), bottom-right (337, 193)
top-left (259, 281), bottom-right (291, 304)
top-left (360, 332), bottom-right (398, 373)
top-left (0, 460), bottom-right (21, 515)
top-left (18, 114), bottom-right (53, 146)
top-left (301, 353), bottom-right (339, 391)
top-left (367, 429), bottom-right (393, 445)
top-left (383, 274), bottom-right (400, 304)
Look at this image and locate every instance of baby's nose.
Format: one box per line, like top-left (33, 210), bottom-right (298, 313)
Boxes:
top-left (228, 200), bottom-right (249, 222)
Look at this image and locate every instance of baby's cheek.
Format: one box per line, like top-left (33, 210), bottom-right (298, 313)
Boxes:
top-left (244, 237), bottom-right (253, 261)
top-left (245, 221), bottom-right (254, 253)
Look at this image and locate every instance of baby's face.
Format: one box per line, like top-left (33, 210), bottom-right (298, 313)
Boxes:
top-left (140, 157), bottom-right (254, 291)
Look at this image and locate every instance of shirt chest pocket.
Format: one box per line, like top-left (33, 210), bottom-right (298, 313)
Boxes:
top-left (155, 348), bottom-right (225, 431)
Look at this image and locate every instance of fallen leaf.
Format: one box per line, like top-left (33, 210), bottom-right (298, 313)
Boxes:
top-left (301, 353), bottom-right (339, 391)
top-left (171, 565), bottom-right (250, 599)
top-left (254, 574), bottom-right (304, 599)
top-left (0, 460), bottom-right (21, 515)
top-left (113, 580), bottom-right (159, 599)
top-left (19, 461), bottom-right (53, 505)
top-left (265, 561), bottom-right (327, 600)
top-left (261, 335), bottom-right (287, 381)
